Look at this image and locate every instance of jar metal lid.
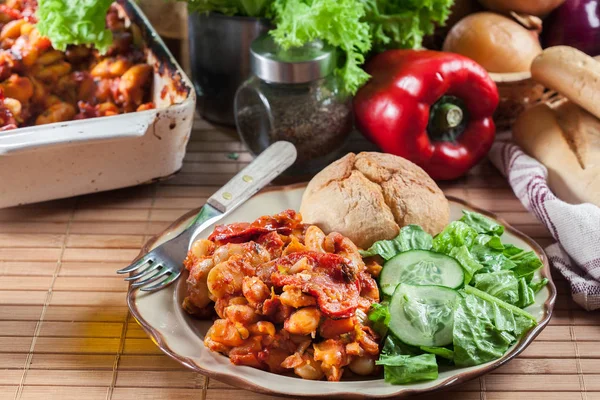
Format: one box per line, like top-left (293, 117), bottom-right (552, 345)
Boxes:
top-left (250, 34), bottom-right (336, 84)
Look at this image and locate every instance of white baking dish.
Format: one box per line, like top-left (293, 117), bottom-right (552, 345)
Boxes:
top-left (0, 0), bottom-right (196, 209)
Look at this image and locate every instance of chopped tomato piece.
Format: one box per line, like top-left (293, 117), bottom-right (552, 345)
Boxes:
top-left (271, 252), bottom-right (360, 318)
top-left (208, 210), bottom-right (302, 244)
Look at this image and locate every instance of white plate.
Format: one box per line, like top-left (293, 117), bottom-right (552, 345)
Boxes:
top-left (127, 185), bottom-right (556, 399)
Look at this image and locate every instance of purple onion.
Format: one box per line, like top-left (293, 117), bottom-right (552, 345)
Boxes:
top-left (543, 0), bottom-right (600, 55)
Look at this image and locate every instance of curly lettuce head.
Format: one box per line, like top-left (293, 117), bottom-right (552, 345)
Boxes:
top-left (36, 0), bottom-right (114, 54)
top-left (270, 0), bottom-right (372, 95)
top-left (361, 0), bottom-right (454, 52)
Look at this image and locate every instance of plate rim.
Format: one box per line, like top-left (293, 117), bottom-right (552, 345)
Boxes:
top-left (126, 183), bottom-right (557, 399)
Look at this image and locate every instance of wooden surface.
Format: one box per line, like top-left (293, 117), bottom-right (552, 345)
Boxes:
top-left (0, 117), bottom-right (599, 400)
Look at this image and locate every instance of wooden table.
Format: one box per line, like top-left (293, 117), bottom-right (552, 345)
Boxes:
top-left (0, 118), bottom-right (598, 400)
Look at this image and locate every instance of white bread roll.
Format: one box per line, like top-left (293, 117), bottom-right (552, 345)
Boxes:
top-left (513, 102), bottom-right (600, 206)
top-left (300, 152), bottom-right (449, 249)
top-left (531, 46), bottom-right (600, 120)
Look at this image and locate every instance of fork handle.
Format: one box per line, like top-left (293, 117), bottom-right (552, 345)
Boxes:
top-left (207, 141), bottom-right (297, 214)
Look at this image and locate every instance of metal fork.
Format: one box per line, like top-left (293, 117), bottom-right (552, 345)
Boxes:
top-left (117, 141), bottom-right (297, 292)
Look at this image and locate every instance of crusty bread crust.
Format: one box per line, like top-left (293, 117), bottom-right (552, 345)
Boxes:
top-left (513, 103), bottom-right (600, 207)
top-left (300, 152), bottom-right (450, 249)
top-left (531, 46), bottom-right (600, 121)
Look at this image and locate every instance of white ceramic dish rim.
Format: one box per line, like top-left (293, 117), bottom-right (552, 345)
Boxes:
top-left (127, 184), bottom-right (557, 399)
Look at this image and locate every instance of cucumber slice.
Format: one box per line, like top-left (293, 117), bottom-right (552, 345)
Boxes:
top-left (380, 250), bottom-right (465, 296)
top-left (389, 284), bottom-right (458, 347)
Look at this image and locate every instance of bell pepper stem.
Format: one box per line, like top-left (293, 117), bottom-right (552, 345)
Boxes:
top-left (432, 103), bottom-right (463, 131)
top-left (427, 96), bottom-right (467, 143)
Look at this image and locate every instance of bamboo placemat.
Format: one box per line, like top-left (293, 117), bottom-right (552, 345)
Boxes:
top-left (0, 118), bottom-right (598, 400)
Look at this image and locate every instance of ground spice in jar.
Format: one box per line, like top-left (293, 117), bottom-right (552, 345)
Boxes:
top-left (236, 79), bottom-right (353, 166)
top-left (235, 35), bottom-right (354, 174)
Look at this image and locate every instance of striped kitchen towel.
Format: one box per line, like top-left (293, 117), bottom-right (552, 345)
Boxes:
top-left (489, 141), bottom-right (600, 311)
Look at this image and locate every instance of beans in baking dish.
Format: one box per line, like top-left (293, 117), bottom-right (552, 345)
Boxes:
top-left (0, 0), bottom-right (154, 131)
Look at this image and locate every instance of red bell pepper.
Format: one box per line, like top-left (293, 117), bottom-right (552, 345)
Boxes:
top-left (353, 50), bottom-right (499, 180)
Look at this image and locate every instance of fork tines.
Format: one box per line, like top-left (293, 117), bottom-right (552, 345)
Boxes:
top-left (117, 256), bottom-right (181, 292)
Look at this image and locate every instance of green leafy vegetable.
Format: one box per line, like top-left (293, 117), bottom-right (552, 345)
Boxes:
top-left (360, 225), bottom-right (433, 259)
top-left (270, 0), bottom-right (371, 94)
top-left (360, 0), bottom-right (454, 51)
top-left (529, 278), bottom-right (549, 294)
top-left (368, 302), bottom-right (390, 336)
top-left (471, 270), bottom-right (535, 308)
top-left (460, 210), bottom-right (505, 236)
top-left (509, 250), bottom-right (543, 283)
top-left (517, 277), bottom-right (536, 308)
top-left (476, 234), bottom-right (505, 250)
top-left (453, 288), bottom-right (536, 367)
top-left (432, 221), bottom-right (477, 254)
top-left (464, 285), bottom-right (537, 324)
top-left (269, 0), bottom-right (455, 93)
top-left (377, 353), bottom-right (439, 384)
top-left (502, 243), bottom-right (523, 257)
top-left (453, 291), bottom-right (516, 367)
top-left (377, 336), bottom-right (438, 383)
top-left (36, 0), bottom-right (114, 54)
top-left (381, 334), bottom-right (421, 357)
top-left (449, 245), bottom-right (483, 285)
top-left (472, 270), bottom-right (521, 305)
top-left (470, 243), bottom-right (516, 273)
top-left (364, 210), bottom-right (545, 383)
top-left (420, 346), bottom-right (454, 360)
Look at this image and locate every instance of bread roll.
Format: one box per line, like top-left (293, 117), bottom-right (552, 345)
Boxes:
top-left (531, 46), bottom-right (600, 120)
top-left (553, 101), bottom-right (600, 169)
top-left (300, 152), bottom-right (450, 249)
top-left (513, 102), bottom-right (600, 206)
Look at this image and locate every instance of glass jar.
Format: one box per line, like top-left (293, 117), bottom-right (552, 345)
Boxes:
top-left (234, 35), bottom-right (353, 176)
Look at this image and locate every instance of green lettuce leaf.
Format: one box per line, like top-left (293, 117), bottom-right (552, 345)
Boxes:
top-left (419, 345), bottom-right (454, 360)
top-left (377, 353), bottom-right (438, 384)
top-left (475, 234), bottom-right (505, 250)
top-left (502, 244), bottom-right (544, 282)
top-left (464, 285), bottom-right (537, 325)
top-left (509, 250), bottom-right (543, 283)
top-left (449, 245), bottom-right (483, 285)
top-left (360, 0), bottom-right (454, 51)
top-left (360, 225), bottom-right (433, 260)
top-left (270, 0), bottom-right (371, 94)
top-left (377, 338), bottom-right (439, 384)
top-left (381, 334), bottom-right (421, 357)
top-left (529, 278), bottom-right (549, 294)
top-left (453, 292), bottom-right (515, 367)
top-left (453, 288), bottom-right (536, 367)
top-left (472, 234), bottom-right (514, 271)
top-left (36, 0), bottom-right (114, 53)
top-left (517, 277), bottom-right (536, 308)
top-left (471, 270), bottom-right (536, 308)
top-left (367, 302), bottom-right (390, 337)
top-left (472, 270), bottom-right (520, 306)
top-left (432, 221), bottom-right (477, 255)
top-left (460, 210), bottom-right (505, 236)
top-left (470, 243), bottom-right (516, 273)
top-left (502, 243), bottom-right (522, 257)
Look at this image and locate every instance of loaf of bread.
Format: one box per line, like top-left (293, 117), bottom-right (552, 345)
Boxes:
top-left (515, 46), bottom-right (600, 206)
top-left (531, 46), bottom-right (600, 120)
top-left (513, 102), bottom-right (600, 207)
top-left (300, 152), bottom-right (450, 249)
